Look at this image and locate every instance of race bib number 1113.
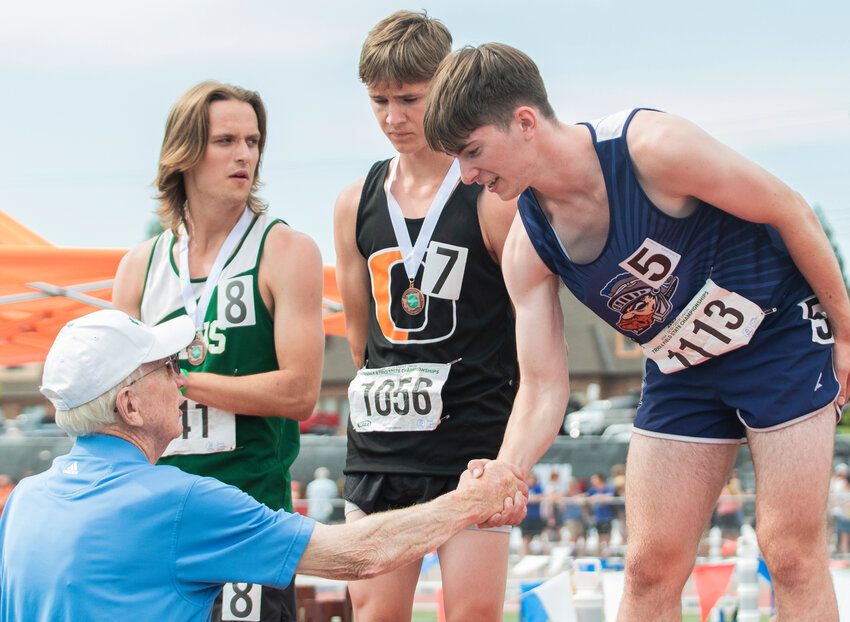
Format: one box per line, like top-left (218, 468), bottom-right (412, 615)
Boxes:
top-left (642, 279), bottom-right (764, 374)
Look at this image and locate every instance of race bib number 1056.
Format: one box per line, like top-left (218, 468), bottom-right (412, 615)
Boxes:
top-left (348, 363), bottom-right (450, 432)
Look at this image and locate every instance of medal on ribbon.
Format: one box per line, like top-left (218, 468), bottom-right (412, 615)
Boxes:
top-left (401, 281), bottom-right (425, 315)
top-left (178, 206), bottom-right (253, 366)
top-left (385, 157), bottom-right (460, 317)
top-left (186, 333), bottom-right (207, 366)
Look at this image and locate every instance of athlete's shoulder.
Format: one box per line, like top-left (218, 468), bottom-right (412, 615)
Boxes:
top-left (335, 177), bottom-right (367, 218)
top-left (336, 158), bottom-right (389, 207)
top-left (113, 235), bottom-right (163, 315)
top-left (626, 110), bottom-right (709, 185)
top-left (260, 222), bottom-right (322, 277)
top-left (119, 235), bottom-right (160, 270)
top-left (586, 108), bottom-right (659, 142)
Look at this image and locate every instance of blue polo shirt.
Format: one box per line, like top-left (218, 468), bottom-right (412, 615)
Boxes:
top-left (0, 435), bottom-right (314, 622)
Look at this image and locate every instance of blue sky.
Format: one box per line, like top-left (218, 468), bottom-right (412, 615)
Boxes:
top-left (3, 0), bottom-right (849, 266)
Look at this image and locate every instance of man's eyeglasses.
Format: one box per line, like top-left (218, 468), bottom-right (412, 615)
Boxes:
top-left (113, 355), bottom-right (182, 413)
top-left (127, 354), bottom-right (181, 387)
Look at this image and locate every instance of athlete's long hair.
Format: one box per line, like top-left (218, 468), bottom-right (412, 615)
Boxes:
top-left (154, 81), bottom-right (268, 234)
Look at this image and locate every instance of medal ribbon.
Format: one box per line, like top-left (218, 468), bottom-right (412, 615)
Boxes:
top-left (385, 158), bottom-right (461, 283)
top-left (178, 206), bottom-right (253, 332)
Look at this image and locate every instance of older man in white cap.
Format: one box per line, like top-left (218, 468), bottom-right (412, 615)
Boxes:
top-left (0, 310), bottom-right (524, 622)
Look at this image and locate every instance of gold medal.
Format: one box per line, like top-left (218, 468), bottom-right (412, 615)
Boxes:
top-left (186, 333), bottom-right (207, 366)
top-left (401, 280), bottom-right (425, 316)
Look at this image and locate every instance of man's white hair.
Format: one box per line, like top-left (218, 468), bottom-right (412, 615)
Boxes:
top-left (51, 368), bottom-right (143, 437)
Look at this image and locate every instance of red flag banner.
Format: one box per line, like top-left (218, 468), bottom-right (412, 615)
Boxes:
top-left (692, 562), bottom-right (736, 622)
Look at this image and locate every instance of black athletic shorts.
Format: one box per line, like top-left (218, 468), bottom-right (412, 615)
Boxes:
top-left (343, 472), bottom-right (459, 514)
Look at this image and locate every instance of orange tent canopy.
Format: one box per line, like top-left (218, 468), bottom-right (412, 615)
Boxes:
top-left (0, 210), bottom-right (123, 366)
top-left (0, 211), bottom-right (345, 367)
top-left (321, 264), bottom-right (346, 338)
top-left (0, 212), bottom-right (51, 246)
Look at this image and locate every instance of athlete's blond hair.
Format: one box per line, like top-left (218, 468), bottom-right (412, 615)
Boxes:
top-left (154, 81), bottom-right (267, 233)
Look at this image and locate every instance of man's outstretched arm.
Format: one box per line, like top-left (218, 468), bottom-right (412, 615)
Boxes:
top-left (295, 461), bottom-right (524, 580)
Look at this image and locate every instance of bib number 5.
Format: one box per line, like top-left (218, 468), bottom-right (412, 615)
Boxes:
top-left (620, 238), bottom-right (682, 288)
top-left (799, 295), bottom-right (833, 345)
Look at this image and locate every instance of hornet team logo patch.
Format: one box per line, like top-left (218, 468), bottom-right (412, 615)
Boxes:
top-left (601, 273), bottom-right (679, 335)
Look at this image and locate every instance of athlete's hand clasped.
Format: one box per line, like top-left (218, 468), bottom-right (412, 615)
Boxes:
top-left (465, 458), bottom-right (529, 527)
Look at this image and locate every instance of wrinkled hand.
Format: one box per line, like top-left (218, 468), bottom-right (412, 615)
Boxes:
top-left (458, 460), bottom-right (526, 526)
top-left (466, 458), bottom-right (528, 528)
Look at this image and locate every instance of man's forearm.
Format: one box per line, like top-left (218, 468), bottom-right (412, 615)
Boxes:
top-left (296, 490), bottom-right (479, 580)
top-left (184, 369), bottom-right (318, 420)
top-left (498, 383), bottom-right (570, 477)
top-left (779, 203), bottom-right (850, 331)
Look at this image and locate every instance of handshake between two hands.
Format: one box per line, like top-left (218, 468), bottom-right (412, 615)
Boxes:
top-left (458, 459), bottom-right (530, 528)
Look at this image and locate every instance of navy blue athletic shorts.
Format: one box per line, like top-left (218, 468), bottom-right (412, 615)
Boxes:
top-left (636, 286), bottom-right (839, 442)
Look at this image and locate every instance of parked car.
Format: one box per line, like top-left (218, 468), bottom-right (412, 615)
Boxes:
top-left (0, 407), bottom-right (67, 438)
top-left (563, 393), bottom-right (639, 438)
top-left (600, 423), bottom-right (635, 442)
top-left (556, 396), bottom-right (585, 435)
top-left (298, 410), bottom-right (341, 435)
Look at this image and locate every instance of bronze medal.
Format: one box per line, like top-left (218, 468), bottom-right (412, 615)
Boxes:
top-left (186, 335), bottom-right (207, 366)
top-left (401, 287), bottom-right (425, 315)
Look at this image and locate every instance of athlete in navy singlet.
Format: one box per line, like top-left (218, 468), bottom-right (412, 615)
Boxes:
top-left (424, 43), bottom-right (850, 621)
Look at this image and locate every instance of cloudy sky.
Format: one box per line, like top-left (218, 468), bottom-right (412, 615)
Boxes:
top-left (3, 0), bottom-right (849, 266)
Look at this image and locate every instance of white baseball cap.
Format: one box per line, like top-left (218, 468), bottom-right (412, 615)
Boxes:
top-left (40, 309), bottom-right (194, 410)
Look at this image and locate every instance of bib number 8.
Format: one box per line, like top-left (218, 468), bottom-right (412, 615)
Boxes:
top-left (224, 279), bottom-right (248, 324)
top-left (217, 275), bottom-right (256, 328)
top-left (221, 582), bottom-right (262, 621)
